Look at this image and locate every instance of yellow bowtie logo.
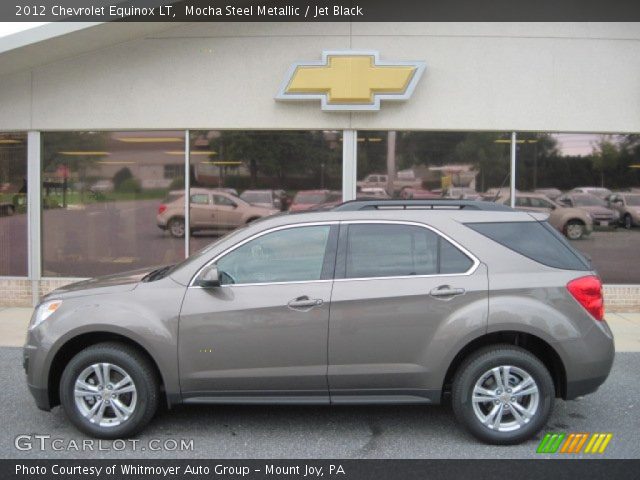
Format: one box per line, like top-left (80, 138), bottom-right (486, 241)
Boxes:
top-left (276, 51), bottom-right (425, 111)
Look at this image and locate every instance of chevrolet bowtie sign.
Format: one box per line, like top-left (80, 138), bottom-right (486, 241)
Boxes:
top-left (276, 51), bottom-right (426, 111)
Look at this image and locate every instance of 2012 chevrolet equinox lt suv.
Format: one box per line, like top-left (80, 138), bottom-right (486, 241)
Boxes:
top-left (24, 200), bottom-right (614, 444)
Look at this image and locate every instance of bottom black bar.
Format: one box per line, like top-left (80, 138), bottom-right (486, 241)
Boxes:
top-left (4, 459), bottom-right (640, 480)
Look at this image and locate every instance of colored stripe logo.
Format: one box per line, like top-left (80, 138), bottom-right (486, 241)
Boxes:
top-left (537, 433), bottom-right (612, 454)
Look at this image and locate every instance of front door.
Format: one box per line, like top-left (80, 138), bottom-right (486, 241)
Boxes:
top-left (211, 193), bottom-right (243, 229)
top-left (328, 222), bottom-right (488, 402)
top-left (179, 223), bottom-right (338, 401)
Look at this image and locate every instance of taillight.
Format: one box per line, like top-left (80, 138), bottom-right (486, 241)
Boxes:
top-left (158, 204), bottom-right (167, 215)
top-left (567, 275), bottom-right (604, 321)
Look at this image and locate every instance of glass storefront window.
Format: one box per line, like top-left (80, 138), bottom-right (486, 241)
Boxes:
top-left (187, 130), bottom-right (342, 253)
top-left (516, 133), bottom-right (640, 284)
top-left (41, 131), bottom-right (186, 277)
top-left (356, 131), bottom-right (512, 200)
top-left (0, 132), bottom-right (27, 276)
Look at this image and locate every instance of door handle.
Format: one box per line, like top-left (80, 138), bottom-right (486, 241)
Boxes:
top-left (430, 285), bottom-right (466, 299)
top-left (287, 295), bottom-right (324, 311)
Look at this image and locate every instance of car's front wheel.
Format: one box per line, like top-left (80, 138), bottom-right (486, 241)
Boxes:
top-left (452, 345), bottom-right (554, 445)
top-left (623, 214), bottom-right (633, 230)
top-left (59, 342), bottom-right (160, 439)
top-left (564, 220), bottom-right (585, 240)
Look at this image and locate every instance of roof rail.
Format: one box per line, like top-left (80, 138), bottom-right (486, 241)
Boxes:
top-left (332, 199), bottom-right (513, 212)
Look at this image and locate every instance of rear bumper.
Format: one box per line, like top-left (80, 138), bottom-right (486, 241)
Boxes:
top-left (565, 374), bottom-right (610, 399)
top-left (562, 321), bottom-right (615, 400)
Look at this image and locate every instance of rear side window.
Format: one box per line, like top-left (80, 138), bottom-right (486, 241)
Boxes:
top-left (466, 221), bottom-right (589, 271)
top-left (344, 224), bottom-right (474, 279)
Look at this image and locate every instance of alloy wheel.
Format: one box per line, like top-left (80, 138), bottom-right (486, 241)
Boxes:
top-left (74, 362), bottom-right (138, 428)
top-left (471, 365), bottom-right (540, 432)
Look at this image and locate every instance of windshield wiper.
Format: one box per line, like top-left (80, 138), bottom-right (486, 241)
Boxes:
top-left (142, 265), bottom-right (174, 282)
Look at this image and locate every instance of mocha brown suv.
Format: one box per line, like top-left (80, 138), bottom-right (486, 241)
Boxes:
top-left (157, 188), bottom-right (278, 237)
top-left (25, 200), bottom-right (614, 445)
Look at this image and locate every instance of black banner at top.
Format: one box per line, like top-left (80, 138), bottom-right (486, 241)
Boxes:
top-left (5, 0), bottom-right (640, 22)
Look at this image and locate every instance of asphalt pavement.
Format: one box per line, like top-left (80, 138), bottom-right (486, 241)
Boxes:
top-left (1, 347), bottom-right (638, 459)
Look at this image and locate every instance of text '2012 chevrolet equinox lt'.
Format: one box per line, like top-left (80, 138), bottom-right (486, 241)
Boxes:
top-left (24, 200), bottom-right (614, 444)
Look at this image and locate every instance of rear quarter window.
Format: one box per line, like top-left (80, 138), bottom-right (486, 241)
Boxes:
top-left (466, 221), bottom-right (590, 271)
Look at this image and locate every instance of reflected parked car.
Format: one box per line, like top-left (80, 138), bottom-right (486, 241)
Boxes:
top-left (240, 189), bottom-right (288, 211)
top-left (607, 192), bottom-right (640, 229)
top-left (445, 187), bottom-right (481, 200)
top-left (534, 188), bottom-right (562, 201)
top-left (557, 193), bottom-right (619, 229)
top-left (157, 188), bottom-right (278, 238)
top-left (400, 188), bottom-right (440, 199)
top-left (290, 190), bottom-right (340, 212)
top-left (490, 192), bottom-right (593, 240)
top-left (568, 187), bottom-right (613, 200)
top-left (359, 187), bottom-right (390, 199)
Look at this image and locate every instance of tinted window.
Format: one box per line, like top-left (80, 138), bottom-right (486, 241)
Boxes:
top-left (216, 226), bottom-right (330, 285)
top-left (345, 224), bottom-right (473, 279)
top-left (466, 221), bottom-right (589, 271)
top-left (213, 194), bottom-right (236, 207)
top-left (440, 238), bottom-right (474, 274)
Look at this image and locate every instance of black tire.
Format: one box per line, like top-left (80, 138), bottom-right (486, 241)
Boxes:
top-left (564, 220), bottom-right (585, 240)
top-left (624, 214), bottom-right (632, 230)
top-left (168, 217), bottom-right (185, 238)
top-left (59, 342), bottom-right (160, 439)
top-left (452, 345), bottom-right (554, 445)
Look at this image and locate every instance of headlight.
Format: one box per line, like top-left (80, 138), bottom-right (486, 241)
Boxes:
top-left (612, 211), bottom-right (620, 220)
top-left (29, 300), bottom-right (62, 330)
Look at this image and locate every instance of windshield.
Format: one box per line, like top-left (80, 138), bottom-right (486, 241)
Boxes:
top-left (241, 192), bottom-right (271, 203)
top-left (294, 193), bottom-right (327, 204)
top-left (625, 195), bottom-right (640, 206)
top-left (573, 195), bottom-right (606, 207)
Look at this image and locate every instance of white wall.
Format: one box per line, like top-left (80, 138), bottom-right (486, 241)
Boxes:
top-left (0, 22), bottom-right (639, 132)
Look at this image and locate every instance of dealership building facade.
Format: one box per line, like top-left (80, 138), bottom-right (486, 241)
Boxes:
top-left (0, 22), bottom-right (639, 309)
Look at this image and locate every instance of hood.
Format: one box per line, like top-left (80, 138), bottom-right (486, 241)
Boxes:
top-left (579, 205), bottom-right (614, 215)
top-left (44, 265), bottom-right (160, 300)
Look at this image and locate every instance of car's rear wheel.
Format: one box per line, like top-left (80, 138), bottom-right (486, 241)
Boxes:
top-left (624, 214), bottom-right (633, 230)
top-left (452, 345), bottom-right (554, 445)
top-left (60, 342), bottom-right (159, 439)
top-left (168, 217), bottom-right (185, 238)
top-left (564, 220), bottom-right (585, 240)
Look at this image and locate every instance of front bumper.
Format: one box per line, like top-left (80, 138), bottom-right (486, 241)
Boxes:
top-left (23, 344), bottom-right (51, 411)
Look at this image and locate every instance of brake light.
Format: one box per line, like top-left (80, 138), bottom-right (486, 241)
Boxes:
top-left (567, 275), bottom-right (604, 321)
top-left (158, 204), bottom-right (167, 215)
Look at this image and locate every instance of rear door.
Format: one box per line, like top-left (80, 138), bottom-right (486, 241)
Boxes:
top-left (327, 221), bottom-right (488, 403)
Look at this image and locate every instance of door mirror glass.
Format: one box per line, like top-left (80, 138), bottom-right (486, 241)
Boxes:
top-left (198, 265), bottom-right (221, 288)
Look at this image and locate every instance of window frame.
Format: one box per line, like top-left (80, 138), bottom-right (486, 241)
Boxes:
top-left (189, 222), bottom-right (339, 288)
top-left (334, 220), bottom-right (480, 281)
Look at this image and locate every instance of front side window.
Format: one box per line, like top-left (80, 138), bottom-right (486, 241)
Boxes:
top-left (345, 224), bottom-right (473, 279)
top-left (215, 225), bottom-right (331, 285)
top-left (212, 194), bottom-right (236, 207)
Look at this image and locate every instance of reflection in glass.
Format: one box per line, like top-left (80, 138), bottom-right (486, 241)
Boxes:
top-left (516, 133), bottom-right (640, 283)
top-left (0, 132), bottom-right (27, 276)
top-left (41, 131), bottom-right (186, 277)
top-left (188, 131), bottom-right (342, 253)
top-left (356, 131), bottom-right (512, 201)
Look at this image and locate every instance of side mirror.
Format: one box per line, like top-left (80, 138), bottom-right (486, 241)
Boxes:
top-left (198, 265), bottom-right (220, 288)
